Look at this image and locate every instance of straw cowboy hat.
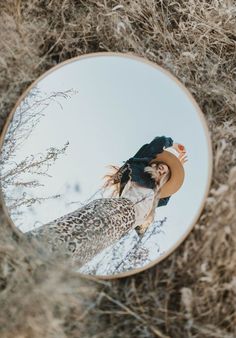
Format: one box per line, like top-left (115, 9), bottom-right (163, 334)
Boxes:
top-left (103, 136), bottom-right (187, 204)
top-left (151, 149), bottom-right (185, 199)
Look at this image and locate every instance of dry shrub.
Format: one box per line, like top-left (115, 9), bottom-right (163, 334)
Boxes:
top-left (0, 0), bottom-right (236, 337)
top-left (0, 213), bottom-right (96, 338)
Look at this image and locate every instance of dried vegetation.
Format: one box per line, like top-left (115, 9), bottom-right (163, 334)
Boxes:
top-left (0, 0), bottom-right (236, 337)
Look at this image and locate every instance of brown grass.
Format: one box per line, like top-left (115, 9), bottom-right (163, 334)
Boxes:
top-left (0, 0), bottom-right (236, 337)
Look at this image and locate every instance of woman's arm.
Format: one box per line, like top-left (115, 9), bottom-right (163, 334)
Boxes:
top-left (133, 136), bottom-right (173, 159)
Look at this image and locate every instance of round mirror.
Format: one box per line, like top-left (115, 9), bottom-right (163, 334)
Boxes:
top-left (0, 53), bottom-right (212, 278)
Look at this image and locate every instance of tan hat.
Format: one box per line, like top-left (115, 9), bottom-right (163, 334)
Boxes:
top-left (151, 150), bottom-right (185, 198)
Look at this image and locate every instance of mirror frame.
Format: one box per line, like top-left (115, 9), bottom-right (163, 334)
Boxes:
top-left (0, 52), bottom-right (213, 279)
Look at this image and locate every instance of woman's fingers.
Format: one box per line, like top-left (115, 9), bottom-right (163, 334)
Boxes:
top-left (179, 153), bottom-right (188, 164)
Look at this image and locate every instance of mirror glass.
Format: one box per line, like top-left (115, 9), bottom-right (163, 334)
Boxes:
top-left (0, 54), bottom-right (212, 277)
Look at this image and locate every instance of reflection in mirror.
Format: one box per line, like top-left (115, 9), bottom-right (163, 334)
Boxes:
top-left (0, 54), bottom-right (211, 277)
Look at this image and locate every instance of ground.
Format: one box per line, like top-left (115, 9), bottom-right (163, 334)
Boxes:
top-left (0, 1), bottom-right (236, 337)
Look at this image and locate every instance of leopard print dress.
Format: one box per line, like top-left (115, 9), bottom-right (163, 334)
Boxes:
top-left (27, 197), bottom-right (136, 267)
top-left (27, 178), bottom-right (157, 268)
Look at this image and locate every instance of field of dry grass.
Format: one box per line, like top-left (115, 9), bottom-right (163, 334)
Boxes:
top-left (0, 1), bottom-right (236, 337)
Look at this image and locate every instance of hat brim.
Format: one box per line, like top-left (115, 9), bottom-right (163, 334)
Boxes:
top-left (152, 150), bottom-right (185, 198)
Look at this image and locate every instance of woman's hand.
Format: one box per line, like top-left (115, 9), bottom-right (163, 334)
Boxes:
top-left (173, 143), bottom-right (186, 154)
top-left (173, 143), bottom-right (188, 164)
top-left (178, 152), bottom-right (188, 164)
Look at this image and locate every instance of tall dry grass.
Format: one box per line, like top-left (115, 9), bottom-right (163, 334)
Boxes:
top-left (0, 1), bottom-right (236, 337)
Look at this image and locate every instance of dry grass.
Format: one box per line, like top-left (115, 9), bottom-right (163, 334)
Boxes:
top-left (0, 0), bottom-right (236, 337)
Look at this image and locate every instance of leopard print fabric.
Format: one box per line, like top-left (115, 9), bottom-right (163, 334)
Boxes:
top-left (27, 197), bottom-right (136, 267)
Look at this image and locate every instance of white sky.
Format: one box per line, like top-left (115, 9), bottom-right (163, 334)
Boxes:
top-left (3, 54), bottom-right (211, 256)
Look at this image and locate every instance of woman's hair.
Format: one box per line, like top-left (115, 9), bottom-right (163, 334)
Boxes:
top-left (145, 160), bottom-right (171, 188)
top-left (103, 160), bottom-right (171, 195)
top-left (160, 164), bottom-right (171, 186)
top-left (103, 165), bottom-right (122, 196)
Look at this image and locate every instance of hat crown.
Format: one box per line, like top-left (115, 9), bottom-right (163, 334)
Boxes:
top-left (154, 149), bottom-right (185, 198)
